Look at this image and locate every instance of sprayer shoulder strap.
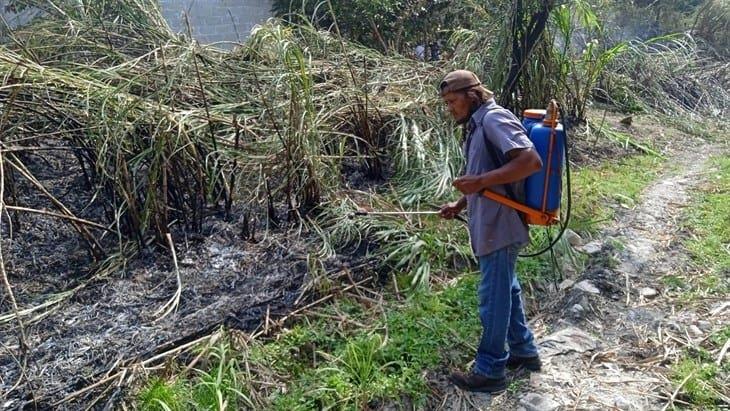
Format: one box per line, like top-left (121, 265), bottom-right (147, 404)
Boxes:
top-left (477, 108), bottom-right (519, 202)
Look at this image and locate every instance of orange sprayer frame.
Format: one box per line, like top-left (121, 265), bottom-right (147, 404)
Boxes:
top-left (480, 189), bottom-right (559, 226)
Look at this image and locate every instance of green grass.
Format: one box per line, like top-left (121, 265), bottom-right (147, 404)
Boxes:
top-left (673, 156), bottom-right (730, 303)
top-left (661, 274), bottom-right (687, 291)
top-left (139, 378), bottom-right (188, 411)
top-left (571, 154), bottom-right (665, 233)
top-left (668, 155), bottom-right (730, 408)
top-left (683, 155), bottom-right (730, 280)
top-left (672, 355), bottom-right (723, 407)
top-left (658, 155), bottom-right (730, 302)
top-left (671, 325), bottom-right (730, 409)
top-left (137, 273), bottom-right (484, 410)
top-left (263, 276), bottom-right (483, 410)
top-left (137, 342), bottom-right (253, 410)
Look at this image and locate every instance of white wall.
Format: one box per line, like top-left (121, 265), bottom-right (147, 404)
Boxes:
top-left (0, 0), bottom-right (273, 45)
top-left (0, 1), bottom-right (43, 30)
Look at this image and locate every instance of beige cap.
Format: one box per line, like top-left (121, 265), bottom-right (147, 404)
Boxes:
top-left (439, 70), bottom-right (482, 95)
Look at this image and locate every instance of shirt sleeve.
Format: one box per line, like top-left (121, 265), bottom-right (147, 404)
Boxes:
top-left (482, 109), bottom-right (533, 155)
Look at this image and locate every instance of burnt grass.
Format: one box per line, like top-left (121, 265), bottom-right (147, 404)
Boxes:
top-left (0, 147), bottom-right (355, 409)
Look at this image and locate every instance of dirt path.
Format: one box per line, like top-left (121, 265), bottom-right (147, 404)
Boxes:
top-left (437, 138), bottom-right (728, 410)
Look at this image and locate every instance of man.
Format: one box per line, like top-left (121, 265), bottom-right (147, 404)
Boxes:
top-left (415, 43), bottom-right (426, 61)
top-left (438, 70), bottom-right (543, 393)
top-left (429, 41), bottom-right (441, 61)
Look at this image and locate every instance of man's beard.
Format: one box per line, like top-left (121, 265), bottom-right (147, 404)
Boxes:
top-left (456, 105), bottom-right (479, 125)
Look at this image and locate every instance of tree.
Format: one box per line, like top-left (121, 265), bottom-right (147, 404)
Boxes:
top-left (498, 0), bottom-right (555, 110)
top-left (271, 0), bottom-right (472, 54)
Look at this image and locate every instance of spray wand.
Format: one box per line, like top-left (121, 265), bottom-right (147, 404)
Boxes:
top-left (348, 209), bottom-right (467, 223)
top-left (349, 210), bottom-right (439, 217)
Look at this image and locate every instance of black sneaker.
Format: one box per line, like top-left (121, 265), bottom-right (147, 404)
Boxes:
top-left (506, 355), bottom-right (542, 371)
top-left (449, 371), bottom-right (507, 393)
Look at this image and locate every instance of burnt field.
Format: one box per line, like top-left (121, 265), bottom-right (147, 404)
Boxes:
top-left (1, 1), bottom-right (727, 409)
top-left (0, 146), bottom-right (331, 408)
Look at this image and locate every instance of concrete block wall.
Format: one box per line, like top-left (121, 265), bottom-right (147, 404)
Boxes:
top-left (0, 1), bottom-right (43, 30)
top-left (158, 0), bottom-right (273, 45)
top-left (0, 0), bottom-right (272, 45)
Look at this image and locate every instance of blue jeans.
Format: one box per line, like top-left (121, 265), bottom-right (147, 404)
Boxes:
top-left (474, 245), bottom-right (538, 378)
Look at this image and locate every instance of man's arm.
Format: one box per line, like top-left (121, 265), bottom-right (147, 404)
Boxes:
top-left (452, 148), bottom-right (542, 195)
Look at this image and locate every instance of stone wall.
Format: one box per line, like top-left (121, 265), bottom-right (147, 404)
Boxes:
top-left (158, 0), bottom-right (273, 45)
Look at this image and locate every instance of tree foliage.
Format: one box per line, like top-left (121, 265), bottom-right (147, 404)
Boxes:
top-left (271, 0), bottom-right (475, 53)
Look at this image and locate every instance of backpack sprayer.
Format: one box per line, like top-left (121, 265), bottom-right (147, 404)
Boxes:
top-left (351, 99), bottom-right (572, 257)
top-left (483, 100), bottom-right (572, 257)
top-left (481, 100), bottom-right (565, 226)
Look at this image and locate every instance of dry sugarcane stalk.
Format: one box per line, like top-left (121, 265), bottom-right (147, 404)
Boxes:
top-left (152, 232), bottom-right (182, 320)
top-left (717, 338), bottom-right (730, 366)
top-left (3, 205), bottom-right (112, 232)
top-left (250, 276), bottom-right (372, 339)
top-left (661, 371), bottom-right (695, 411)
top-left (0, 147), bottom-right (33, 398)
top-left (0, 290), bottom-right (73, 325)
top-left (55, 329), bottom-right (224, 406)
top-left (0, 7), bottom-right (443, 247)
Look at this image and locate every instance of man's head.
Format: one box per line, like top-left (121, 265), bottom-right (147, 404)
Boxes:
top-left (440, 70), bottom-right (494, 124)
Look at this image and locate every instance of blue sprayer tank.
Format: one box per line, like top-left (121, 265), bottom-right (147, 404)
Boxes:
top-left (522, 105), bottom-right (565, 213)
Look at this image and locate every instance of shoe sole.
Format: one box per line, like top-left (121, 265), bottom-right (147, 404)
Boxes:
top-left (470, 385), bottom-right (507, 394)
top-left (507, 364), bottom-right (541, 372)
top-left (454, 384), bottom-right (507, 394)
top-left (450, 379), bottom-right (507, 394)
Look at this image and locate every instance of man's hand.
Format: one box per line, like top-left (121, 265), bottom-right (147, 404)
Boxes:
top-left (439, 199), bottom-right (466, 219)
top-left (452, 175), bottom-right (487, 195)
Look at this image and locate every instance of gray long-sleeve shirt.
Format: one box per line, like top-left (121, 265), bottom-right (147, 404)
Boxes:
top-left (463, 99), bottom-right (533, 257)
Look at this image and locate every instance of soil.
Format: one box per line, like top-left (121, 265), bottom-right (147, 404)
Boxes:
top-left (428, 122), bottom-right (729, 409)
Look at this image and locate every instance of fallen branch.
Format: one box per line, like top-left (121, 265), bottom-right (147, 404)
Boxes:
top-left (55, 330), bottom-right (224, 406)
top-left (0, 290), bottom-right (73, 325)
top-left (250, 276), bottom-right (372, 340)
